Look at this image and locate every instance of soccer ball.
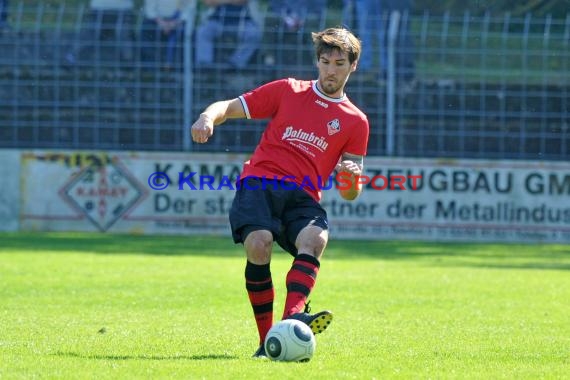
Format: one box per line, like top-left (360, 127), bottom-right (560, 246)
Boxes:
top-left (264, 319), bottom-right (316, 362)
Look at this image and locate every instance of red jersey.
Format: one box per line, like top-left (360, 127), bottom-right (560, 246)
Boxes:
top-left (238, 78), bottom-right (369, 201)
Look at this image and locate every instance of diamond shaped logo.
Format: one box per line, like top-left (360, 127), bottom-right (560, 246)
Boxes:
top-left (327, 118), bottom-right (341, 135)
top-left (60, 161), bottom-right (145, 232)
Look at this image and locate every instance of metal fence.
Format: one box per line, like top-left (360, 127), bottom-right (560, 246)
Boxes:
top-left (0, 2), bottom-right (568, 160)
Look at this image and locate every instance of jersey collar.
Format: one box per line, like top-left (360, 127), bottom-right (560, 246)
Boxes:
top-left (312, 80), bottom-right (347, 103)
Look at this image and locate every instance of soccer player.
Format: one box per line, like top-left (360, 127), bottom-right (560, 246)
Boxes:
top-left (191, 27), bottom-right (369, 358)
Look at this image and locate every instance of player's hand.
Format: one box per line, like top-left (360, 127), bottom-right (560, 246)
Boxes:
top-left (335, 160), bottom-right (362, 177)
top-left (191, 114), bottom-right (214, 144)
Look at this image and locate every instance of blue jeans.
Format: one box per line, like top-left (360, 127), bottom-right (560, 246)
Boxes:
top-left (195, 18), bottom-right (261, 69)
top-left (140, 17), bottom-right (184, 68)
top-left (342, 0), bottom-right (386, 73)
top-left (0, 0), bottom-right (9, 28)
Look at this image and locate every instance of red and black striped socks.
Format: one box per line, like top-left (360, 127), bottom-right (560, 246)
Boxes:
top-left (245, 261), bottom-right (274, 345)
top-left (282, 253), bottom-right (320, 319)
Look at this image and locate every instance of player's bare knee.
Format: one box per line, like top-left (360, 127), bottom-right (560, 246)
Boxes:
top-left (307, 235), bottom-right (328, 258)
top-left (244, 230), bottom-right (273, 264)
top-left (296, 227), bottom-right (328, 258)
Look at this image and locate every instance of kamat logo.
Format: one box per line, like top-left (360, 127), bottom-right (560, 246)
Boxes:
top-left (59, 161), bottom-right (146, 232)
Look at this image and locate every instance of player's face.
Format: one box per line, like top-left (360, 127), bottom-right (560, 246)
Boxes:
top-left (316, 49), bottom-right (357, 98)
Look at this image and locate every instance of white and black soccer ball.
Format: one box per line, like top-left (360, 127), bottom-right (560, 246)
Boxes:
top-left (264, 319), bottom-right (316, 362)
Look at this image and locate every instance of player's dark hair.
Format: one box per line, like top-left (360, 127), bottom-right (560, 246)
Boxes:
top-left (311, 27), bottom-right (362, 64)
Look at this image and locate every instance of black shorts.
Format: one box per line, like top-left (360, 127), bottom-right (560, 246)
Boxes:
top-left (229, 177), bottom-right (328, 256)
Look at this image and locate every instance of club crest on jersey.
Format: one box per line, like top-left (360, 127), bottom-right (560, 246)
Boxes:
top-left (327, 119), bottom-right (341, 135)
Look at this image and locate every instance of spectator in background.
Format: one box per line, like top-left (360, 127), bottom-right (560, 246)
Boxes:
top-left (267, 0), bottom-right (327, 34)
top-left (342, 0), bottom-right (385, 78)
top-left (262, 0), bottom-right (327, 76)
top-left (342, 0), bottom-right (415, 82)
top-left (195, 0), bottom-right (261, 71)
top-left (141, 0), bottom-right (193, 71)
top-left (0, 0), bottom-right (8, 31)
top-left (65, 0), bottom-right (135, 65)
top-left (387, 0), bottom-right (415, 82)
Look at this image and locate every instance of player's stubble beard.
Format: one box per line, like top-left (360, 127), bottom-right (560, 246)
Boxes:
top-left (319, 74), bottom-right (351, 98)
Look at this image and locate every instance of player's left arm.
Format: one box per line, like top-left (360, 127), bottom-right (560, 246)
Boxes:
top-left (336, 152), bottom-right (364, 201)
top-left (191, 98), bottom-right (245, 144)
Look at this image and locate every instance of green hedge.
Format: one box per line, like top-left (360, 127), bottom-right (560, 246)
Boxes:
top-left (12, 0), bottom-right (570, 18)
top-left (412, 0), bottom-right (570, 17)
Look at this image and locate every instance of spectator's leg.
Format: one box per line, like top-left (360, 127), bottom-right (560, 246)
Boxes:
top-left (99, 11), bottom-right (116, 60)
top-left (0, 0), bottom-right (8, 29)
top-left (175, 25), bottom-right (187, 70)
top-left (401, 14), bottom-right (415, 82)
top-left (116, 10), bottom-right (135, 62)
top-left (354, 0), bottom-right (373, 72)
top-left (165, 30), bottom-right (178, 69)
top-left (140, 18), bottom-right (160, 67)
top-left (229, 20), bottom-right (261, 69)
top-left (195, 19), bottom-right (223, 67)
top-left (341, 0), bottom-right (353, 28)
top-left (90, 10), bottom-right (105, 61)
top-left (369, 0), bottom-right (386, 75)
top-left (70, 10), bottom-right (99, 63)
top-left (262, 13), bottom-right (281, 66)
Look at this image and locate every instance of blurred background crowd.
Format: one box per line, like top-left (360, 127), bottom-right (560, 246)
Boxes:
top-left (0, 0), bottom-right (568, 160)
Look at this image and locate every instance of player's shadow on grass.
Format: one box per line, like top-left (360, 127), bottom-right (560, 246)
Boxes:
top-left (0, 232), bottom-right (239, 257)
top-left (54, 351), bottom-right (238, 361)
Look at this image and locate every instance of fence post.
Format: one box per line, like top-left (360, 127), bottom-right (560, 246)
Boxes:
top-left (520, 12), bottom-right (532, 156)
top-left (183, 0), bottom-right (198, 151)
top-left (560, 12), bottom-right (570, 157)
top-left (386, 10), bottom-right (400, 156)
top-left (499, 12), bottom-right (511, 156)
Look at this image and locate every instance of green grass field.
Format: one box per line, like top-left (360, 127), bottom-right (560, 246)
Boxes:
top-left (1, 232), bottom-right (569, 379)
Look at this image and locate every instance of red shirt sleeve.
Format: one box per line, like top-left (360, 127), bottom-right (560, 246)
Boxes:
top-left (344, 116), bottom-right (369, 157)
top-left (239, 79), bottom-right (289, 120)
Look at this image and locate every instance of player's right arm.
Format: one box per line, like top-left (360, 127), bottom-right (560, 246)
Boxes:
top-left (191, 98), bottom-right (245, 144)
top-left (336, 153), bottom-right (365, 201)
